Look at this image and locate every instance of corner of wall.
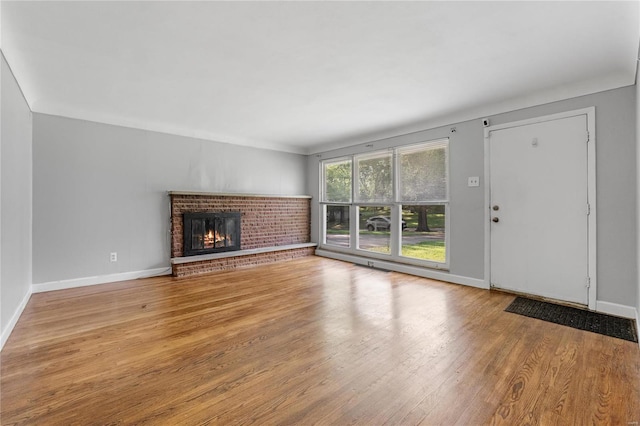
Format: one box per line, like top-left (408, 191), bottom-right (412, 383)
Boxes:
top-left (0, 286), bottom-right (31, 350)
top-left (636, 39), bottom-right (640, 348)
top-left (0, 48), bottom-right (3, 353)
top-left (635, 42), bottom-right (640, 347)
top-left (1, 53), bottom-right (34, 352)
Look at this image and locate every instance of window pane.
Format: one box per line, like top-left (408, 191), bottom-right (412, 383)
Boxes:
top-left (323, 159), bottom-right (352, 202)
top-left (399, 142), bottom-right (448, 202)
top-left (401, 204), bottom-right (446, 263)
top-left (358, 206), bottom-right (391, 254)
top-left (356, 152), bottom-right (392, 202)
top-left (325, 205), bottom-right (350, 248)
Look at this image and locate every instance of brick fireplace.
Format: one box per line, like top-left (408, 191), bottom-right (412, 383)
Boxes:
top-left (170, 192), bottom-right (316, 277)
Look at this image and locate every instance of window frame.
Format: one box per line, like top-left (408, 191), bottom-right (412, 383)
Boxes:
top-left (319, 138), bottom-right (450, 270)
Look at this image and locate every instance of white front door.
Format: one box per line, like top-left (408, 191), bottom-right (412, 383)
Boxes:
top-left (488, 113), bottom-right (591, 305)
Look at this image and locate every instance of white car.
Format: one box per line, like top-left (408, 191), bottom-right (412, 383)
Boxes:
top-left (365, 216), bottom-right (407, 231)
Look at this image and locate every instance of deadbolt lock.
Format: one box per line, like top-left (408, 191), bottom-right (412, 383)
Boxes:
top-left (492, 205), bottom-right (499, 211)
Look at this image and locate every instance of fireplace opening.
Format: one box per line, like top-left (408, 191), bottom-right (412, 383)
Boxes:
top-left (183, 212), bottom-right (241, 256)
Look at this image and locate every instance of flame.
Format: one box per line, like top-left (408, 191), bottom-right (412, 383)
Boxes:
top-left (204, 229), bottom-right (232, 247)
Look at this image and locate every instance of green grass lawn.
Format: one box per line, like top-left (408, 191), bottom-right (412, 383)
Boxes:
top-left (402, 212), bottom-right (445, 229)
top-left (359, 240), bottom-right (445, 262)
top-left (401, 240), bottom-right (445, 262)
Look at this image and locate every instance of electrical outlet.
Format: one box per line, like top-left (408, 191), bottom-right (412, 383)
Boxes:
top-left (468, 176), bottom-right (480, 187)
top-left (110, 252), bottom-right (117, 262)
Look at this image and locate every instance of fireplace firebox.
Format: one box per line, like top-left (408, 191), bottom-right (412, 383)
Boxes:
top-left (183, 212), bottom-right (241, 256)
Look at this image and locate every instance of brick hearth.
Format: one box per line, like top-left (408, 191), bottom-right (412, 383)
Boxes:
top-left (169, 192), bottom-right (315, 277)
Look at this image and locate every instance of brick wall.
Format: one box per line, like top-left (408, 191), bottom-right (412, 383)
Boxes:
top-left (170, 193), bottom-right (313, 276)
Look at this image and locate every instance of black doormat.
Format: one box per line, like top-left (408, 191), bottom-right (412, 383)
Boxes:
top-left (505, 297), bottom-right (638, 343)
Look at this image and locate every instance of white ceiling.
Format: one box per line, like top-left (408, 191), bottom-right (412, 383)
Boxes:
top-left (1, 1), bottom-right (638, 154)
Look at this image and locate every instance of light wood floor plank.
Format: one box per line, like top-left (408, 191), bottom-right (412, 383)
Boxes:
top-left (2, 257), bottom-right (639, 424)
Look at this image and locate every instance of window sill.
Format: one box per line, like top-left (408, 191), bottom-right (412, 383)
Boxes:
top-left (316, 245), bottom-right (449, 271)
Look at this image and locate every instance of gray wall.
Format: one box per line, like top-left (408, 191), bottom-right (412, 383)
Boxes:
top-left (308, 86), bottom-right (637, 307)
top-left (1, 54), bottom-right (33, 339)
top-left (636, 74), bottom-right (640, 320)
top-left (32, 114), bottom-right (307, 284)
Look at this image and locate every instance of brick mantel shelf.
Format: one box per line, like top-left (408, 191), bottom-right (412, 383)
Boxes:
top-left (169, 191), bottom-right (316, 277)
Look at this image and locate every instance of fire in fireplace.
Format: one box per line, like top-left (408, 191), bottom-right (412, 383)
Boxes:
top-left (183, 212), bottom-right (241, 256)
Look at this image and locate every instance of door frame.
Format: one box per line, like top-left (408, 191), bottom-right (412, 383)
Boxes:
top-left (483, 107), bottom-right (597, 309)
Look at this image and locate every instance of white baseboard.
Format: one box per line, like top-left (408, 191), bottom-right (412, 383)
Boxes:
top-left (1, 287), bottom-right (32, 351)
top-left (32, 267), bottom-right (172, 293)
top-left (315, 249), bottom-right (487, 289)
top-left (595, 300), bottom-right (636, 319)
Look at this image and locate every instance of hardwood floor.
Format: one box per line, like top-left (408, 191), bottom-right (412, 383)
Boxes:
top-left (2, 257), bottom-right (639, 424)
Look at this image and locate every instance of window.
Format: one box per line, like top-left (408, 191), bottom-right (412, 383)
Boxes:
top-left (325, 205), bottom-right (350, 247)
top-left (397, 141), bottom-right (448, 263)
top-left (400, 204), bottom-right (446, 263)
top-left (322, 158), bottom-right (352, 247)
top-left (356, 152), bottom-right (392, 203)
top-left (323, 158), bottom-right (352, 203)
top-left (358, 206), bottom-right (391, 254)
top-left (398, 141), bottom-right (448, 202)
top-left (320, 139), bottom-right (449, 268)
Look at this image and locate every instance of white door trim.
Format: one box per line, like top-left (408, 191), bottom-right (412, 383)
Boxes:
top-left (483, 107), bottom-right (597, 309)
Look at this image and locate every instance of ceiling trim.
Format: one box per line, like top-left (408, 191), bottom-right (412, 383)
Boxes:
top-left (29, 68), bottom-right (633, 157)
top-left (308, 71), bottom-right (633, 155)
top-left (30, 102), bottom-right (309, 155)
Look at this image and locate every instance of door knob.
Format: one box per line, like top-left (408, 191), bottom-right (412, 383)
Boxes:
top-left (492, 217), bottom-right (500, 223)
